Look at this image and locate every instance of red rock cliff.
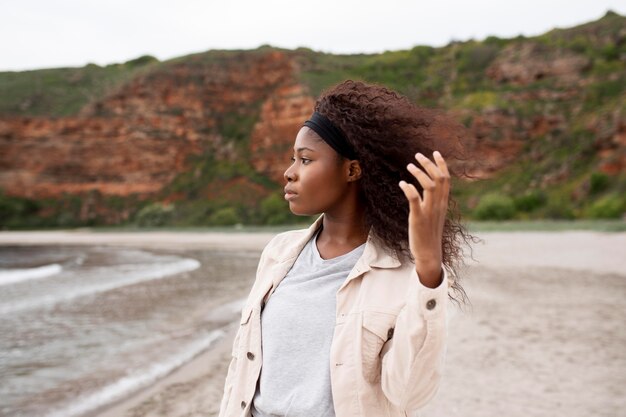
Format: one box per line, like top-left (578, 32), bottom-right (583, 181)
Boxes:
top-left (0, 50), bottom-right (308, 200)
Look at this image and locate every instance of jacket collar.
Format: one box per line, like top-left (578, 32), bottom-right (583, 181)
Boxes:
top-left (268, 213), bottom-right (402, 269)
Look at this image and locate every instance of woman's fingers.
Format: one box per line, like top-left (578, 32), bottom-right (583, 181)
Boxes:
top-left (398, 180), bottom-right (422, 211)
top-left (432, 151), bottom-right (450, 178)
top-left (403, 151), bottom-right (451, 209)
top-left (415, 152), bottom-right (447, 183)
top-left (406, 163), bottom-right (435, 206)
top-left (402, 151), bottom-right (449, 279)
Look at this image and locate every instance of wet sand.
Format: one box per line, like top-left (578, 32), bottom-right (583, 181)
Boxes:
top-left (2, 230), bottom-right (625, 417)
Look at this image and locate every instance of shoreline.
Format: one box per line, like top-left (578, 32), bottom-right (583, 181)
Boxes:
top-left (0, 230), bottom-right (276, 251)
top-left (1, 229), bottom-right (624, 275)
top-left (2, 230), bottom-right (625, 417)
top-left (92, 323), bottom-right (239, 417)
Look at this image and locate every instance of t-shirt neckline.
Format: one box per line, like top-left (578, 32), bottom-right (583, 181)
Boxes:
top-left (312, 227), bottom-right (366, 262)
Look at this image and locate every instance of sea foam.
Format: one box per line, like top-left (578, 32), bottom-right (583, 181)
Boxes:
top-left (46, 328), bottom-right (225, 417)
top-left (0, 264), bottom-right (63, 286)
top-left (0, 258), bottom-right (200, 315)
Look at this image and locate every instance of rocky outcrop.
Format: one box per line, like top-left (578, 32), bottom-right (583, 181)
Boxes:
top-left (486, 42), bottom-right (591, 85)
top-left (0, 116), bottom-right (209, 198)
top-left (0, 13), bottom-right (624, 225)
top-left (0, 50), bottom-right (300, 201)
top-left (250, 84), bottom-right (316, 184)
top-left (591, 114), bottom-right (626, 176)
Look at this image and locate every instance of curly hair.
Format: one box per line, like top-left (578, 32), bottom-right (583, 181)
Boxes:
top-left (314, 80), bottom-right (475, 305)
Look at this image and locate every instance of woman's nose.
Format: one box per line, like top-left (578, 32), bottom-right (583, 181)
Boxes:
top-left (284, 165), bottom-right (296, 182)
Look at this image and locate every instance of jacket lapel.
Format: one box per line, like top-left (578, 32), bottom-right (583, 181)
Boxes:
top-left (338, 225), bottom-right (402, 293)
top-left (260, 213), bottom-right (403, 304)
top-left (256, 215), bottom-right (325, 307)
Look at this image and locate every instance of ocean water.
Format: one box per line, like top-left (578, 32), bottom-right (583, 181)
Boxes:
top-left (0, 245), bottom-right (260, 417)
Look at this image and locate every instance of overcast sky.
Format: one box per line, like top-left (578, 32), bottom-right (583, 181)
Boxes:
top-left (2, 0), bottom-right (624, 72)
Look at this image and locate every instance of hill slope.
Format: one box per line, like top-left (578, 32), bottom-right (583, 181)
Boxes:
top-left (0, 11), bottom-right (624, 227)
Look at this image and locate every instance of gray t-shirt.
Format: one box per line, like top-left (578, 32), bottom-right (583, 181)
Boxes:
top-left (251, 228), bottom-right (366, 417)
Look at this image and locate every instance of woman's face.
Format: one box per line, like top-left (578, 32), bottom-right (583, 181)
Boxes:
top-left (283, 127), bottom-right (354, 216)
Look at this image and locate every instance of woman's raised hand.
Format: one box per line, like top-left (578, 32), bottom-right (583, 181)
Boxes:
top-left (398, 151), bottom-right (450, 288)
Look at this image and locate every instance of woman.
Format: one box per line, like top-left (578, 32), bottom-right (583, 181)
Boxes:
top-left (219, 80), bottom-right (470, 417)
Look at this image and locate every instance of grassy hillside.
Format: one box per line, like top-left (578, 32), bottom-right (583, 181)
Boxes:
top-left (0, 55), bottom-right (158, 116)
top-left (291, 11), bottom-right (626, 221)
top-left (0, 12), bottom-right (624, 228)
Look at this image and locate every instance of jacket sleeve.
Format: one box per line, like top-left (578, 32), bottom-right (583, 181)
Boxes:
top-left (379, 265), bottom-right (451, 410)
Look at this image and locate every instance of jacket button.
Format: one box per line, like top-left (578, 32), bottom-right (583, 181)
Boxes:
top-left (426, 299), bottom-right (437, 310)
top-left (241, 401), bottom-right (246, 409)
top-left (387, 328), bottom-right (394, 340)
top-left (247, 352), bottom-right (255, 360)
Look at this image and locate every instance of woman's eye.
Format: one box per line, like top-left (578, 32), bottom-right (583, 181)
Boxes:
top-left (290, 157), bottom-right (311, 164)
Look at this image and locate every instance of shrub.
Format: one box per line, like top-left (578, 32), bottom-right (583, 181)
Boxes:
top-left (568, 36), bottom-right (590, 54)
top-left (410, 46), bottom-right (435, 63)
top-left (208, 207), bottom-right (240, 226)
top-left (473, 193), bottom-right (515, 220)
top-left (601, 44), bottom-right (619, 61)
top-left (135, 203), bottom-right (174, 227)
top-left (124, 55), bottom-right (158, 67)
top-left (543, 196), bottom-right (576, 219)
top-left (0, 192), bottom-right (40, 226)
top-left (513, 190), bottom-right (546, 212)
top-left (457, 44), bottom-right (499, 74)
top-left (484, 36), bottom-right (508, 47)
top-left (587, 195), bottom-right (625, 219)
top-left (586, 78), bottom-right (624, 108)
top-left (56, 211), bottom-right (80, 228)
top-left (589, 172), bottom-right (610, 194)
top-left (260, 193), bottom-right (294, 225)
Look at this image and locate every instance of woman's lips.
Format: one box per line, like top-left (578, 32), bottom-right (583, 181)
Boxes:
top-left (284, 192), bottom-right (297, 201)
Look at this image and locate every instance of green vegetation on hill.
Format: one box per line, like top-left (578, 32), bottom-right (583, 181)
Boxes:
top-left (291, 10), bottom-right (626, 222)
top-left (1, 12), bottom-right (625, 228)
top-left (0, 55), bottom-right (158, 116)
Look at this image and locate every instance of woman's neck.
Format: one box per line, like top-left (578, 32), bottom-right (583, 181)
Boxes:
top-left (318, 211), bottom-right (368, 247)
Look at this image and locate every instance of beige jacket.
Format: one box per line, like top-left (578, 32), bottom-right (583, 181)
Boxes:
top-left (218, 214), bottom-right (451, 417)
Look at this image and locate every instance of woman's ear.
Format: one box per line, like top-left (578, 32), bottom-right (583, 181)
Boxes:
top-left (347, 160), bottom-right (362, 182)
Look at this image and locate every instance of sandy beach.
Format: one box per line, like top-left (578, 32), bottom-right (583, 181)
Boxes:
top-left (1, 229), bottom-right (625, 417)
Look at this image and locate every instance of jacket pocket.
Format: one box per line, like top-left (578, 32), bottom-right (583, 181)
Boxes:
top-left (237, 306), bottom-right (253, 354)
top-left (240, 306), bottom-right (253, 325)
top-left (361, 311), bottom-right (397, 384)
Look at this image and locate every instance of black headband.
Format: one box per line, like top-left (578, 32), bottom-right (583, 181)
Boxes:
top-left (303, 111), bottom-right (356, 160)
